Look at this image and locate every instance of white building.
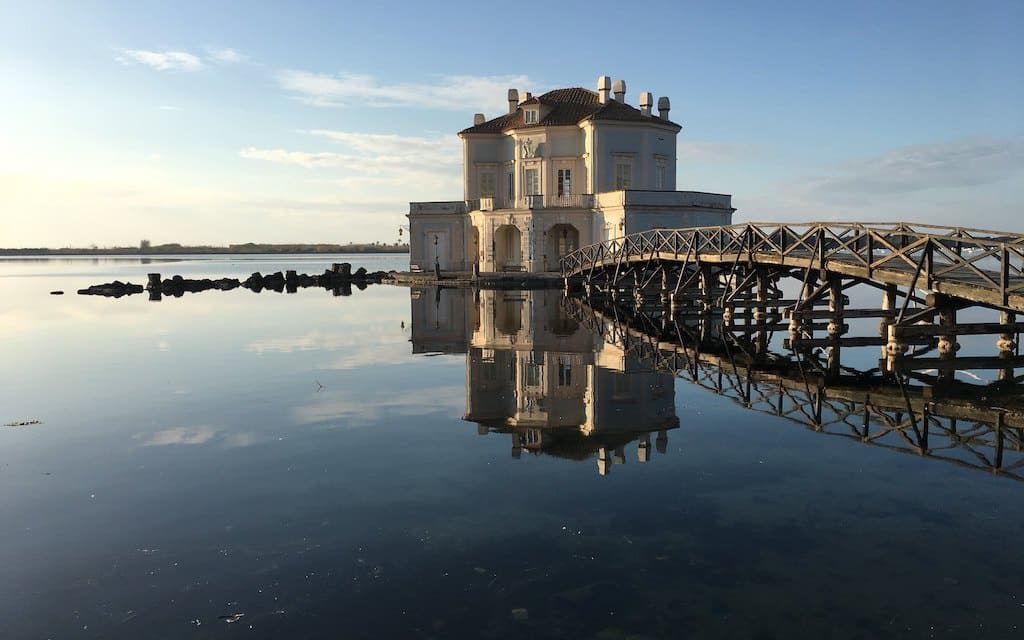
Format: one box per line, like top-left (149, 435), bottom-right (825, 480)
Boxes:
top-left (408, 75), bottom-right (735, 273)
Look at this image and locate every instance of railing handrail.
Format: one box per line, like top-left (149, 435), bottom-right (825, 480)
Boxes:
top-left (560, 221), bottom-right (1024, 309)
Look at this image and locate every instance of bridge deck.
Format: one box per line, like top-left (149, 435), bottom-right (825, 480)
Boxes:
top-left (561, 223), bottom-right (1024, 312)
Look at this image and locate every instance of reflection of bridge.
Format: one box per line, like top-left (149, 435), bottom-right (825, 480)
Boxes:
top-left (566, 297), bottom-right (1024, 482)
top-left (561, 223), bottom-right (1024, 372)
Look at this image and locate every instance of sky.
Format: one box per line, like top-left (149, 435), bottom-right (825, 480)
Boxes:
top-left (1, 0), bottom-right (1021, 247)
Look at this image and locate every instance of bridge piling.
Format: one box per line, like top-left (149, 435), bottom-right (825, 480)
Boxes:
top-left (936, 296), bottom-right (960, 357)
top-left (998, 311), bottom-right (1017, 353)
top-left (880, 284), bottom-right (897, 337)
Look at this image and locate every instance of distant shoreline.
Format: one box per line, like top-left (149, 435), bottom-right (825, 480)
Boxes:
top-left (0, 243), bottom-right (410, 256)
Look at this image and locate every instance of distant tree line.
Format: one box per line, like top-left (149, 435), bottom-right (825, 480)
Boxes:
top-left (0, 241), bottom-right (410, 256)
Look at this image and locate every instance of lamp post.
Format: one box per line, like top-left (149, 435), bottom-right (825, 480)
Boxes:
top-left (433, 234), bottom-right (440, 278)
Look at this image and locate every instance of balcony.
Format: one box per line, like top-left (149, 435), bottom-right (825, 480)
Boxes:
top-left (408, 201), bottom-right (467, 215)
top-left (595, 190), bottom-right (734, 210)
top-left (478, 194), bottom-right (595, 211)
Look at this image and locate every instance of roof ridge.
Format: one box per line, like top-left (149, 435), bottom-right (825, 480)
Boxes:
top-left (459, 85), bottom-right (679, 134)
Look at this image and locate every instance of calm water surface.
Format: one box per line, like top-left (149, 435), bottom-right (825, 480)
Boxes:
top-left (1, 256), bottom-right (1022, 639)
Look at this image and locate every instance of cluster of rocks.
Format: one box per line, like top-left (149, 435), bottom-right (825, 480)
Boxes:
top-left (76, 281), bottom-right (144, 297)
top-left (75, 263), bottom-right (392, 299)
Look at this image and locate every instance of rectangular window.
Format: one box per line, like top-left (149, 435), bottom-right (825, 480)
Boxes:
top-left (507, 172), bottom-right (514, 200)
top-left (655, 164), bottom-right (666, 190)
top-left (524, 110), bottom-right (537, 124)
top-left (615, 163), bottom-right (632, 190)
top-left (557, 357), bottom-right (572, 387)
top-left (613, 373), bottom-right (632, 397)
top-left (525, 168), bottom-right (540, 196)
top-left (479, 172), bottom-right (495, 198)
top-left (557, 169), bottom-right (572, 196)
top-left (525, 355), bottom-right (541, 387)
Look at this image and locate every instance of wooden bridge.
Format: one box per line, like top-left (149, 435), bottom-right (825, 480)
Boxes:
top-left (561, 222), bottom-right (1024, 368)
top-left (565, 297), bottom-right (1024, 482)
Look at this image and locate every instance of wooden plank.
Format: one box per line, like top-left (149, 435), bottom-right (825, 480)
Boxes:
top-left (891, 355), bottom-right (1024, 371)
top-left (791, 308), bottom-right (894, 319)
top-left (894, 322), bottom-right (1024, 338)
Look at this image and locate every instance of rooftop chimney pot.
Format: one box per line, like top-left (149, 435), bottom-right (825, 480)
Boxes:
top-left (507, 89), bottom-right (519, 113)
top-left (597, 75), bottom-right (611, 104)
top-left (473, 113), bottom-right (485, 126)
top-left (657, 96), bottom-right (671, 119)
top-left (612, 79), bottom-right (626, 103)
top-left (639, 91), bottom-right (653, 116)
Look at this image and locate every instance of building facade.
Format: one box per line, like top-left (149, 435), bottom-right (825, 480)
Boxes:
top-left (408, 76), bottom-right (735, 273)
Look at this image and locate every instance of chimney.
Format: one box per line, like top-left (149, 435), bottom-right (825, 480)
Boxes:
top-left (612, 79), bottom-right (626, 103)
top-left (657, 96), bottom-right (671, 119)
top-left (639, 92), bottom-right (653, 116)
top-left (473, 113), bottom-right (485, 126)
top-left (597, 75), bottom-right (611, 104)
top-left (520, 91), bottom-right (532, 103)
top-left (507, 89), bottom-right (519, 113)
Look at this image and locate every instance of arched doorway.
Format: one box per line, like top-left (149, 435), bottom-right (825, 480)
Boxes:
top-left (494, 296), bottom-right (523, 336)
top-left (545, 224), bottom-right (579, 271)
top-left (494, 225), bottom-right (522, 271)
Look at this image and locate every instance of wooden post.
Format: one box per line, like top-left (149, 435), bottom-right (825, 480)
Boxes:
top-left (826, 275), bottom-right (844, 379)
top-left (755, 268), bottom-right (769, 354)
top-left (147, 273), bottom-right (161, 291)
top-left (879, 284), bottom-right (897, 337)
top-left (698, 264), bottom-right (714, 313)
top-left (997, 310), bottom-right (1017, 352)
top-left (597, 446), bottom-right (611, 475)
top-left (998, 310), bottom-right (1016, 382)
top-left (935, 296), bottom-right (960, 373)
top-left (827, 275), bottom-right (844, 337)
top-left (637, 434), bottom-right (651, 463)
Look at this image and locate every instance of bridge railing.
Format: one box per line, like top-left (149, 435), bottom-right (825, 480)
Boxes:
top-left (561, 222), bottom-right (1024, 306)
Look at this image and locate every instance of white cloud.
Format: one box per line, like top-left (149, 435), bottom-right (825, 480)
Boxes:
top-left (208, 47), bottom-right (245, 63)
top-left (788, 136), bottom-right (1024, 203)
top-left (116, 49), bottom-right (204, 71)
top-left (238, 128), bottom-right (463, 216)
top-left (276, 70), bottom-right (536, 113)
top-left (144, 426), bottom-right (218, 446)
top-left (158, 105), bottom-right (181, 111)
top-left (240, 129), bottom-right (460, 178)
top-left (292, 385), bottom-right (465, 427)
top-left (237, 130), bottom-right (463, 219)
top-left (747, 136), bottom-right (1024, 229)
top-left (306, 129), bottom-right (458, 155)
top-left (239, 148), bottom-right (356, 169)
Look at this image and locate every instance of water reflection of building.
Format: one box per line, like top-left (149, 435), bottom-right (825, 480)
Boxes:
top-left (410, 287), bottom-right (678, 475)
top-left (408, 287), bottom-right (468, 354)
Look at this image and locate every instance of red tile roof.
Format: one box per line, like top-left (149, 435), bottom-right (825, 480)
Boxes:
top-left (459, 87), bottom-right (680, 135)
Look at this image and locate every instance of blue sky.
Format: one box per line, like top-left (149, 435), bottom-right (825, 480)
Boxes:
top-left (1, 0), bottom-right (1021, 246)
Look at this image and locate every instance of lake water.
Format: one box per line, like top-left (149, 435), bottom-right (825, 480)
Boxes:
top-left (1, 255), bottom-right (1022, 639)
